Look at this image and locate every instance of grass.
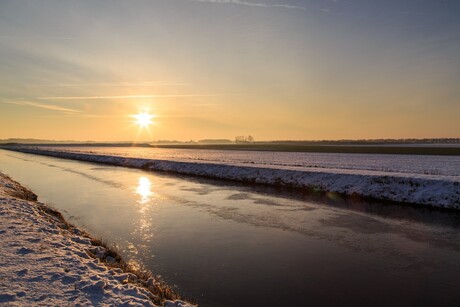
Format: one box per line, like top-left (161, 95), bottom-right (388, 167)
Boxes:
top-left (1, 175), bottom-right (38, 201)
top-left (86, 238), bottom-right (182, 305)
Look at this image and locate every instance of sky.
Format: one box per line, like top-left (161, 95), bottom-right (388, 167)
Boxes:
top-left (0, 0), bottom-right (459, 141)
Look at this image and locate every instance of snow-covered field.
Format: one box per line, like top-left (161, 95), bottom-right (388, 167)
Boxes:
top-left (3, 146), bottom-right (460, 209)
top-left (39, 146), bottom-right (460, 176)
top-left (0, 173), bottom-right (191, 306)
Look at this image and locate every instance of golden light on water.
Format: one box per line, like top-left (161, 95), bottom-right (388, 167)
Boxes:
top-left (135, 176), bottom-right (153, 204)
top-left (133, 176), bottom-right (155, 243)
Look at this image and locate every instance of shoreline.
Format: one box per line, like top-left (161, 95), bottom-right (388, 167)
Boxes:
top-left (2, 147), bottom-right (459, 209)
top-left (0, 172), bottom-right (193, 306)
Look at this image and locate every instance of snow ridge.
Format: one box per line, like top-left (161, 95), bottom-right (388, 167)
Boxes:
top-left (4, 147), bottom-right (460, 209)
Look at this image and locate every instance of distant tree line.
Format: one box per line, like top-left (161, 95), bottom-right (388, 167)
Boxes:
top-left (235, 135), bottom-right (255, 143)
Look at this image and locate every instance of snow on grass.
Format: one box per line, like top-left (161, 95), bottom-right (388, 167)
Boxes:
top-left (37, 145), bottom-right (460, 176)
top-left (0, 173), bottom-right (193, 306)
top-left (3, 147), bottom-right (460, 209)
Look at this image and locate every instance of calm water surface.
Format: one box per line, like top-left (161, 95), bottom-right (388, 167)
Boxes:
top-left (1, 149), bottom-right (460, 306)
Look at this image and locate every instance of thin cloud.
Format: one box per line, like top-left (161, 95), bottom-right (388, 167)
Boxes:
top-left (188, 0), bottom-right (305, 10)
top-left (31, 82), bottom-right (190, 87)
top-left (1, 99), bottom-right (82, 113)
top-left (0, 35), bottom-right (74, 40)
top-left (39, 94), bottom-right (219, 100)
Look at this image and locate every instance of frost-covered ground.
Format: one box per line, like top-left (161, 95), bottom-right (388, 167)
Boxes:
top-left (0, 173), bottom-right (191, 306)
top-left (3, 147), bottom-right (460, 209)
top-left (40, 146), bottom-right (460, 176)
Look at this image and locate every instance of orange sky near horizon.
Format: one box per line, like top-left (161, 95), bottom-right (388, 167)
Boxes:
top-left (1, 0), bottom-right (459, 142)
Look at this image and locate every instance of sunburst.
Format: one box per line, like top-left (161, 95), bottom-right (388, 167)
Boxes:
top-left (132, 112), bottom-right (154, 128)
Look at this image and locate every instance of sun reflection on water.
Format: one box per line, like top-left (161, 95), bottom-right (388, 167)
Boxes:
top-left (133, 176), bottom-right (156, 245)
top-left (136, 176), bottom-right (154, 204)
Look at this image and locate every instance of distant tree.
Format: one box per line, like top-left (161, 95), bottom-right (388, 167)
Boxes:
top-left (235, 135), bottom-right (255, 143)
top-left (235, 136), bottom-right (246, 143)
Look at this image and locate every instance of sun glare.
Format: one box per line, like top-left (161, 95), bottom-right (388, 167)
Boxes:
top-left (136, 176), bottom-right (153, 204)
top-left (133, 112), bottom-right (154, 127)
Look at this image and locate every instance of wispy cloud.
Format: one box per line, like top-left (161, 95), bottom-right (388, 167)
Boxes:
top-left (31, 82), bottom-right (190, 87)
top-left (1, 99), bottom-right (82, 113)
top-left (38, 94), bottom-right (219, 100)
top-left (187, 0), bottom-right (305, 10)
top-left (0, 35), bottom-right (74, 41)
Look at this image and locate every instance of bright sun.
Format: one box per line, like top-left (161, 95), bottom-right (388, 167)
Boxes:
top-left (133, 112), bottom-right (154, 128)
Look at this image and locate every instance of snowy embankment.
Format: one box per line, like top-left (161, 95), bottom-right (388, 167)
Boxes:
top-left (0, 173), bottom-right (192, 306)
top-left (4, 147), bottom-right (460, 209)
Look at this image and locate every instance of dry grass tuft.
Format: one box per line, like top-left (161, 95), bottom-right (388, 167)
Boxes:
top-left (1, 174), bottom-right (38, 201)
top-left (87, 238), bottom-right (182, 304)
